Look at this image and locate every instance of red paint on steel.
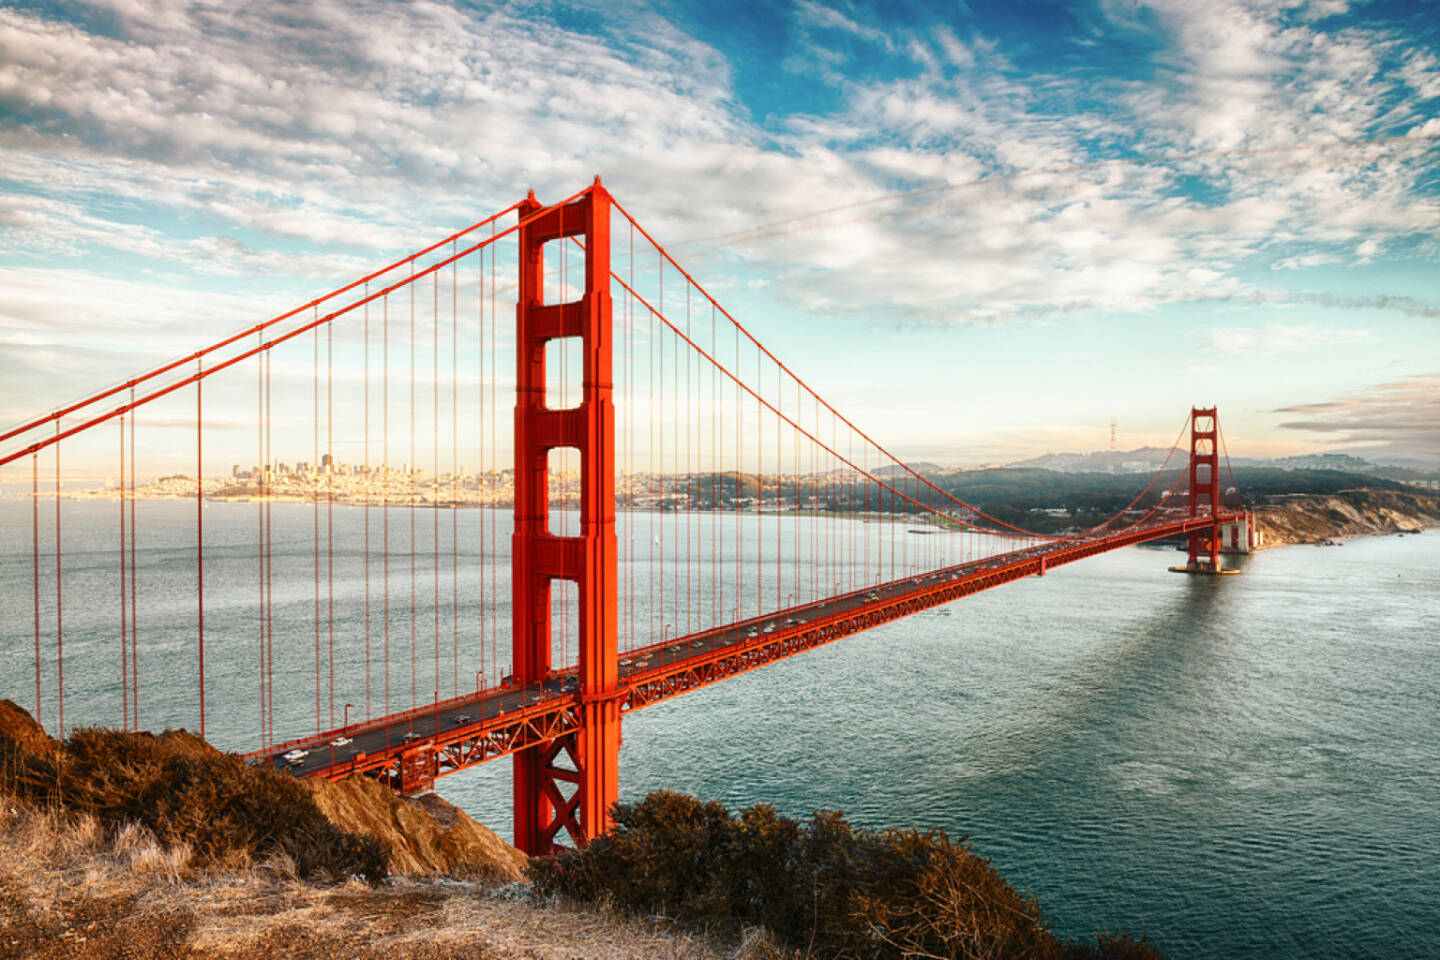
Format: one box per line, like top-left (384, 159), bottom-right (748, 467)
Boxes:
top-left (196, 375), bottom-right (206, 741)
top-left (32, 453), bottom-right (40, 728)
top-left (511, 182), bottom-right (619, 855)
top-left (1187, 407), bottom-right (1223, 570)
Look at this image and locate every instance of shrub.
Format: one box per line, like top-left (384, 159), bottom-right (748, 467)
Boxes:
top-left (0, 701), bottom-right (384, 882)
top-left (532, 791), bottom-right (1166, 960)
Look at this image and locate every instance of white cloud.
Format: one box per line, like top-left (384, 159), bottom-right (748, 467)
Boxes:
top-left (1206, 323), bottom-right (1375, 355)
top-left (0, 0), bottom-right (1436, 351)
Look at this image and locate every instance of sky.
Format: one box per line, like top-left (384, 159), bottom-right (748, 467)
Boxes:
top-left (1, 0), bottom-right (1438, 470)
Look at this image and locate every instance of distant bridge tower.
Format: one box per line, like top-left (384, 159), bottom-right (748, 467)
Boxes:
top-left (1109, 417), bottom-right (1118, 451)
top-left (512, 181), bottom-right (620, 854)
top-left (1172, 406), bottom-right (1234, 575)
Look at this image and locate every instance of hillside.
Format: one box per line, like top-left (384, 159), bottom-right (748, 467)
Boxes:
top-left (0, 702), bottom-right (725, 960)
top-left (0, 704), bottom-right (1168, 959)
top-left (1252, 489), bottom-right (1440, 546)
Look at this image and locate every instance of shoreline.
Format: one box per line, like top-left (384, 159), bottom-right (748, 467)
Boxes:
top-left (1250, 488), bottom-right (1440, 550)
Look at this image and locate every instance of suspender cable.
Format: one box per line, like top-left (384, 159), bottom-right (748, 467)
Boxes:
top-left (196, 367), bottom-right (205, 741)
top-left (54, 422), bottom-right (63, 738)
top-left (32, 452), bottom-right (40, 729)
top-left (314, 320), bottom-right (322, 735)
top-left (410, 263), bottom-right (417, 710)
top-left (119, 417), bottom-right (127, 730)
top-left (364, 285), bottom-right (372, 721)
top-left (328, 315), bottom-right (335, 731)
top-left (452, 243), bottom-right (459, 699)
top-left (258, 351), bottom-right (266, 745)
top-left (130, 394), bottom-right (139, 733)
top-left (433, 271), bottom-right (440, 710)
top-left (384, 293), bottom-right (391, 718)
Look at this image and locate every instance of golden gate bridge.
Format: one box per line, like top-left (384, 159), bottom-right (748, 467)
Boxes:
top-left (0, 179), bottom-right (1249, 855)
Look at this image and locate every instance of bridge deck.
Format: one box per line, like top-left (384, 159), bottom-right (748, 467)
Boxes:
top-left (252, 511), bottom-right (1239, 790)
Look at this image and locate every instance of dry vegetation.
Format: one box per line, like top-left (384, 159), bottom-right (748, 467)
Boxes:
top-left (533, 792), bottom-right (1165, 960)
top-left (0, 702), bottom-right (1166, 959)
top-left (0, 800), bottom-right (753, 960)
top-left (0, 700), bottom-right (753, 959)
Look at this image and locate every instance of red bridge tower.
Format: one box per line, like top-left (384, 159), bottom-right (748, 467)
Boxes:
top-left (512, 182), bottom-right (620, 854)
top-left (1175, 406), bottom-right (1233, 575)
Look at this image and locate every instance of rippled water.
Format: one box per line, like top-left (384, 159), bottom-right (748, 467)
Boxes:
top-left (443, 529), bottom-right (1440, 959)
top-left (2, 500), bottom-right (1436, 958)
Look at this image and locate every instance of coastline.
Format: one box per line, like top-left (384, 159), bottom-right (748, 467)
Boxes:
top-left (1250, 488), bottom-right (1440, 549)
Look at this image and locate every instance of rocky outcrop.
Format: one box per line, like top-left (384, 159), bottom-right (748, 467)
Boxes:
top-left (1253, 489), bottom-right (1440, 547)
top-left (303, 775), bottom-right (528, 882)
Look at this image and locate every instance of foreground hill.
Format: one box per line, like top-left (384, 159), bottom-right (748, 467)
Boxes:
top-left (0, 703), bottom-right (1166, 959)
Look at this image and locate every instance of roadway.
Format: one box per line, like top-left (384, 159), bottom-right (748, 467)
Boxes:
top-left (258, 510), bottom-right (1225, 780)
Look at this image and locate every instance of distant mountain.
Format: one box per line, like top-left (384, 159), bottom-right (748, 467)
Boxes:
top-left (1226, 453), bottom-right (1378, 473)
top-left (1006, 447), bottom-right (1174, 474)
top-left (875, 462), bottom-right (942, 477)
top-left (1009, 448), bottom-right (1402, 476)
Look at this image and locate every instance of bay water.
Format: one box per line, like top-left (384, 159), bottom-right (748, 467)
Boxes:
top-left (1, 499), bottom-right (1435, 958)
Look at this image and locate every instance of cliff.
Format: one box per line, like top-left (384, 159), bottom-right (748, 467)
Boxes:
top-left (302, 775), bottom-right (527, 882)
top-left (1252, 488), bottom-right (1440, 547)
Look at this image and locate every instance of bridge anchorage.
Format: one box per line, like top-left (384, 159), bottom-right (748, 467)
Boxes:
top-left (2, 178), bottom-right (1250, 857)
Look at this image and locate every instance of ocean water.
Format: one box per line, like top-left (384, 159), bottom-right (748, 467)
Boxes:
top-left (442, 530), bottom-right (1440, 958)
top-left (1, 500), bottom-right (1436, 958)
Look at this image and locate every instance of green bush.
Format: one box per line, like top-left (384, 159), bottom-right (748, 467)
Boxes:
top-left (532, 791), bottom-right (1164, 960)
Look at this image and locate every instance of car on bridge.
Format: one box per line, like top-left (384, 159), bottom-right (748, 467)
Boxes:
top-left (329, 736), bottom-right (352, 747)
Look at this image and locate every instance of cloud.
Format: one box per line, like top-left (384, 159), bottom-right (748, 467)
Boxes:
top-left (0, 0), bottom-right (1435, 388)
top-left (1206, 323), bottom-right (1375, 354)
top-left (1275, 374), bottom-right (1440, 465)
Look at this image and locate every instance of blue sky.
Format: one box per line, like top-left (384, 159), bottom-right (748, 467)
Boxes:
top-left (1, 0), bottom-right (1438, 468)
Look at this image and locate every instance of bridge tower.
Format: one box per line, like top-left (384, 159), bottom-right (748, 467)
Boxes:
top-left (512, 181), bottom-right (620, 855)
top-left (1182, 406), bottom-right (1224, 573)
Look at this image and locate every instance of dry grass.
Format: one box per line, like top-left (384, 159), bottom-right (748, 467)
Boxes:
top-left (0, 799), bottom-right (764, 960)
top-left (534, 792), bottom-right (1166, 960)
top-left (0, 704), bottom-right (384, 882)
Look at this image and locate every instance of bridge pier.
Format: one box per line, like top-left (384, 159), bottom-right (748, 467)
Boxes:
top-left (512, 181), bottom-right (620, 854)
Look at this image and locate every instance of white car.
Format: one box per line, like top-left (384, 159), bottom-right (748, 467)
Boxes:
top-left (282, 749), bottom-right (308, 761)
top-left (454, 714), bottom-right (473, 724)
top-left (329, 736), bottom-right (352, 747)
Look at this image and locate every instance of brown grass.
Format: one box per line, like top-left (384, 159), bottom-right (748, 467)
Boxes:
top-left (532, 791), bottom-right (1166, 960)
top-left (0, 700), bottom-right (383, 881)
top-left (0, 799), bottom-right (764, 960)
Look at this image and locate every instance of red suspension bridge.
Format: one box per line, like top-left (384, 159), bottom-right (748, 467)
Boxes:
top-left (1, 180), bottom-right (1250, 855)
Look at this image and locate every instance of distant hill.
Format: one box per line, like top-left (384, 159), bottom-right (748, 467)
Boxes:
top-left (1008, 448), bottom-right (1415, 476)
top-left (874, 462), bottom-right (942, 477)
top-left (1007, 447), bottom-right (1174, 474)
top-left (1228, 453), bottom-right (1378, 472)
